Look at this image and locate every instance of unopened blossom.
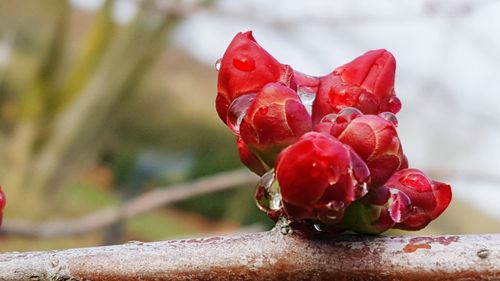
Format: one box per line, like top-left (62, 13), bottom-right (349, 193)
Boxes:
top-left (275, 132), bottom-right (370, 224)
top-left (240, 82), bottom-right (312, 167)
top-left (216, 31), bottom-right (293, 123)
top-left (388, 169), bottom-right (452, 230)
top-left (316, 108), bottom-right (407, 186)
top-left (0, 187), bottom-right (5, 227)
top-left (216, 31), bottom-right (452, 235)
top-left (312, 50), bottom-right (401, 124)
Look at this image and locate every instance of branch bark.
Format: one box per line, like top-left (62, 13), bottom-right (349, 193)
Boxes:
top-left (0, 169), bottom-right (257, 238)
top-left (0, 229), bottom-right (498, 281)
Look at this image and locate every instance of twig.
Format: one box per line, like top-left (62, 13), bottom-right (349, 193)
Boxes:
top-left (0, 169), bottom-right (258, 238)
top-left (0, 229), bottom-right (498, 280)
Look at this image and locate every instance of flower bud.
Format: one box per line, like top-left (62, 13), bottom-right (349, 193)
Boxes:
top-left (312, 49), bottom-right (400, 124)
top-left (321, 110), bottom-right (406, 186)
top-left (275, 132), bottom-right (370, 224)
top-left (216, 31), bottom-right (293, 123)
top-left (240, 82), bottom-right (312, 167)
top-left (384, 168), bottom-right (452, 230)
top-left (0, 187), bottom-right (6, 227)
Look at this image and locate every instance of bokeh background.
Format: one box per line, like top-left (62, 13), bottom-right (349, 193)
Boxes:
top-left (0, 0), bottom-right (499, 251)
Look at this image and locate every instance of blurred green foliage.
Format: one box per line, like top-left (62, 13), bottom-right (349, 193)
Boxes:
top-left (0, 0), bottom-right (268, 251)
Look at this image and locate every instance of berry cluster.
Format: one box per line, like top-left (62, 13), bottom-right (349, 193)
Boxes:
top-left (216, 31), bottom-right (451, 234)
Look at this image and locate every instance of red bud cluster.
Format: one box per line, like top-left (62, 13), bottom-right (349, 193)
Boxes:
top-left (216, 31), bottom-right (451, 234)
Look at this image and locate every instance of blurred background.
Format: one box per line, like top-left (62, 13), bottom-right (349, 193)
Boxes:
top-left (0, 0), bottom-right (499, 252)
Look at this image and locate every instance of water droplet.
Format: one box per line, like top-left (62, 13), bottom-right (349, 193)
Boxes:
top-left (255, 169), bottom-right (282, 215)
top-left (270, 193), bottom-right (282, 210)
top-left (388, 96), bottom-right (402, 114)
top-left (317, 200), bottom-right (345, 224)
top-left (227, 93), bottom-right (256, 133)
top-left (319, 113), bottom-right (337, 124)
top-left (355, 182), bottom-right (369, 197)
top-left (378, 112), bottom-right (398, 127)
top-left (477, 248), bottom-right (489, 259)
top-left (258, 106), bottom-right (269, 115)
top-left (313, 223), bottom-right (325, 232)
top-left (336, 107), bottom-right (362, 124)
top-left (399, 173), bottom-right (430, 192)
top-left (277, 216), bottom-right (292, 235)
top-left (387, 188), bottom-right (411, 223)
top-left (357, 92), bottom-right (378, 114)
top-left (297, 87), bottom-right (316, 115)
top-left (310, 162), bottom-right (320, 177)
top-left (260, 169), bottom-right (275, 189)
top-left (233, 56), bottom-right (255, 72)
top-left (412, 205), bottom-right (423, 214)
top-left (326, 200), bottom-right (345, 211)
top-left (215, 58), bottom-right (222, 71)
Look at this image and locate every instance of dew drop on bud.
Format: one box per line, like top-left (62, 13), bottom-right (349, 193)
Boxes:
top-left (297, 87), bottom-right (316, 115)
top-left (326, 200), bottom-right (345, 211)
top-left (378, 112), bottom-right (398, 127)
top-left (336, 107), bottom-right (362, 124)
top-left (313, 222), bottom-right (325, 232)
top-left (399, 173), bottom-right (430, 192)
top-left (318, 201), bottom-right (344, 224)
top-left (215, 58), bottom-right (222, 71)
top-left (258, 106), bottom-right (269, 115)
top-left (277, 216), bottom-right (292, 235)
top-left (310, 162), bottom-right (320, 177)
top-left (388, 96), bottom-right (402, 114)
top-left (326, 165), bottom-right (340, 185)
top-left (355, 182), bottom-right (369, 198)
top-left (357, 92), bottom-right (378, 114)
top-left (255, 169), bottom-right (282, 215)
top-left (233, 56), bottom-right (255, 72)
top-left (319, 113), bottom-right (337, 124)
top-left (387, 189), bottom-right (411, 223)
top-left (227, 93), bottom-right (256, 133)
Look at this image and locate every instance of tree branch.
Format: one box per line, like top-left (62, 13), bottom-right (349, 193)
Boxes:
top-left (0, 229), bottom-right (498, 280)
top-left (0, 169), bottom-right (257, 238)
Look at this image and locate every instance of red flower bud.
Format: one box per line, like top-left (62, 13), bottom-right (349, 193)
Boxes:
top-left (0, 186), bottom-right (6, 227)
top-left (216, 31), bottom-right (293, 123)
top-left (312, 50), bottom-right (400, 124)
top-left (336, 49), bottom-right (396, 101)
top-left (275, 132), bottom-right (370, 223)
top-left (317, 109), bottom-right (406, 186)
top-left (236, 136), bottom-right (268, 176)
top-left (240, 82), bottom-right (312, 167)
top-left (383, 168), bottom-right (452, 230)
